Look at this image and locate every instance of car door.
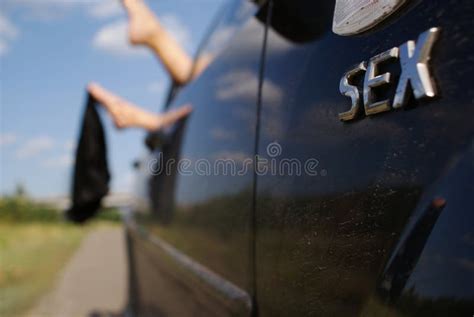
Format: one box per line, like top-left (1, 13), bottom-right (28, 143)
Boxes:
top-left (255, 0), bottom-right (474, 316)
top-left (127, 1), bottom-right (266, 316)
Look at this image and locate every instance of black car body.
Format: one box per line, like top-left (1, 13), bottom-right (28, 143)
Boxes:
top-left (125, 0), bottom-right (474, 316)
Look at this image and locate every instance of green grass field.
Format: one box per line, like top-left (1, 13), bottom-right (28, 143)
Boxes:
top-left (0, 197), bottom-right (121, 317)
top-left (0, 223), bottom-right (87, 317)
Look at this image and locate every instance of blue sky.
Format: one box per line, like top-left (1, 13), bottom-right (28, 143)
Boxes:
top-left (0, 0), bottom-right (226, 197)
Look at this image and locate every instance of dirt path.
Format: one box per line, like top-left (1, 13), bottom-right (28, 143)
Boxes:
top-left (27, 227), bottom-right (128, 317)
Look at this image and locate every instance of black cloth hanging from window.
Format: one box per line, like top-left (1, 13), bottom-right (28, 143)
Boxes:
top-left (66, 93), bottom-right (110, 223)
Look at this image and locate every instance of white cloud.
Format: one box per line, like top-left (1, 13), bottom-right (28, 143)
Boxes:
top-left (0, 133), bottom-right (17, 146)
top-left (261, 79), bottom-right (284, 105)
top-left (92, 19), bottom-right (147, 57)
top-left (41, 154), bottom-right (73, 168)
top-left (204, 26), bottom-right (236, 56)
top-left (63, 139), bottom-right (76, 151)
top-left (88, 0), bottom-right (123, 19)
top-left (92, 13), bottom-right (191, 58)
top-left (216, 70), bottom-right (258, 101)
top-left (0, 13), bottom-right (19, 39)
top-left (16, 135), bottom-right (55, 159)
top-left (147, 81), bottom-right (166, 95)
top-left (216, 70), bottom-right (283, 104)
top-left (219, 20), bottom-right (291, 56)
top-left (113, 171), bottom-right (134, 192)
top-left (0, 39), bottom-right (8, 56)
top-left (0, 13), bottom-right (19, 56)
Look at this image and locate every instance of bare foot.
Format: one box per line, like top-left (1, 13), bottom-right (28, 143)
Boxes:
top-left (87, 83), bottom-right (192, 131)
top-left (123, 0), bottom-right (160, 46)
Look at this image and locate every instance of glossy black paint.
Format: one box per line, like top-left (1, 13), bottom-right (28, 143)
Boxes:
top-left (125, 0), bottom-right (474, 316)
top-left (127, 1), bottom-right (263, 316)
top-left (255, 0), bottom-right (474, 316)
top-left (378, 145), bottom-right (474, 316)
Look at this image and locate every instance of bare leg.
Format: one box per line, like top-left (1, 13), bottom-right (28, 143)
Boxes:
top-left (123, 0), bottom-right (195, 85)
top-left (193, 54), bottom-right (213, 80)
top-left (88, 83), bottom-right (192, 131)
